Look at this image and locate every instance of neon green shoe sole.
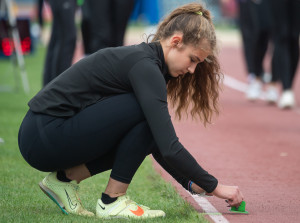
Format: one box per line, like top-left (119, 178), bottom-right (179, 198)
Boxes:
top-left (39, 182), bottom-right (69, 215)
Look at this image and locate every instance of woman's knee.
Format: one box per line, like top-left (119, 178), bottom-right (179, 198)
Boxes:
top-left (105, 93), bottom-right (145, 120)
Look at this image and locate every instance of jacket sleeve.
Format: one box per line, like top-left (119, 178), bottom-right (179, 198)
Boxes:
top-left (152, 148), bottom-right (190, 191)
top-left (128, 59), bottom-right (218, 193)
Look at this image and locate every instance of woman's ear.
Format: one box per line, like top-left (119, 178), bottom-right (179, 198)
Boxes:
top-left (170, 33), bottom-right (183, 47)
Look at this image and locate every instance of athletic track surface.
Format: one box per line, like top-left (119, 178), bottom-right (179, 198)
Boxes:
top-left (152, 34), bottom-right (300, 223)
top-left (73, 29), bottom-right (300, 223)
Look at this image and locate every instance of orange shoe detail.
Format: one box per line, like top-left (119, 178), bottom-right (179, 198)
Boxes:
top-left (130, 205), bottom-right (144, 216)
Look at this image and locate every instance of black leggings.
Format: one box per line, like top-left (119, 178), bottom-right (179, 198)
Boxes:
top-left (43, 0), bottom-right (77, 86)
top-left (268, 0), bottom-right (300, 89)
top-left (18, 94), bottom-right (156, 184)
top-left (237, 0), bottom-right (255, 75)
top-left (250, 0), bottom-right (272, 79)
top-left (81, 0), bottom-right (135, 54)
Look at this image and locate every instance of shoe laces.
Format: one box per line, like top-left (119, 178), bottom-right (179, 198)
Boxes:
top-left (123, 196), bottom-right (149, 210)
top-left (68, 182), bottom-right (83, 205)
top-left (67, 183), bottom-right (92, 215)
top-left (124, 196), bottom-right (134, 206)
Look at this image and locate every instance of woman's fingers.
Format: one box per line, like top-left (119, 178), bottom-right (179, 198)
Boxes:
top-left (227, 199), bottom-right (240, 207)
top-left (213, 184), bottom-right (244, 207)
top-left (226, 189), bottom-right (244, 207)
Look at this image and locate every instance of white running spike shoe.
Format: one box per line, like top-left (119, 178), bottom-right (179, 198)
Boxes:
top-left (265, 86), bottom-right (279, 104)
top-left (96, 194), bottom-right (165, 219)
top-left (278, 90), bottom-right (296, 109)
top-left (39, 172), bottom-right (94, 216)
top-left (246, 79), bottom-right (263, 101)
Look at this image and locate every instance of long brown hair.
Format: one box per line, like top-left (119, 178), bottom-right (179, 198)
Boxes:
top-left (151, 2), bottom-right (222, 126)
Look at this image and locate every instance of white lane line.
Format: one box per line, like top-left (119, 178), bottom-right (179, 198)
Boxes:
top-left (223, 74), bottom-right (247, 93)
top-left (223, 74), bottom-right (263, 100)
top-left (224, 74), bottom-right (300, 110)
top-left (191, 194), bottom-right (230, 223)
top-left (223, 74), bottom-right (263, 99)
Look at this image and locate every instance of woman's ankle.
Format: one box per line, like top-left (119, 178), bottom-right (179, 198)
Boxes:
top-left (101, 193), bottom-right (118, 204)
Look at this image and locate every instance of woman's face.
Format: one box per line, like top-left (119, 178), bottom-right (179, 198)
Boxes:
top-left (165, 39), bottom-right (211, 78)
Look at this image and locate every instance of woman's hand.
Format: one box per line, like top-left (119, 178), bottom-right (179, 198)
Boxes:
top-left (212, 184), bottom-right (244, 207)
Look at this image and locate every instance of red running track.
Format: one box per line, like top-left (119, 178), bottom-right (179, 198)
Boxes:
top-left (153, 44), bottom-right (300, 223)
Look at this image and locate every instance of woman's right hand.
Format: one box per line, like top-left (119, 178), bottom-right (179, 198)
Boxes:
top-left (212, 184), bottom-right (244, 207)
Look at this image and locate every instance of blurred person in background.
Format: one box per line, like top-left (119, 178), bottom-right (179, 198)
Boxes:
top-left (243, 0), bottom-right (277, 103)
top-left (18, 3), bottom-right (244, 219)
top-left (267, 0), bottom-right (300, 109)
top-left (81, 0), bottom-right (135, 55)
top-left (42, 0), bottom-right (77, 86)
top-left (239, 0), bottom-right (300, 108)
top-left (236, 0), bottom-right (277, 103)
top-left (235, 0), bottom-right (255, 83)
top-left (36, 0), bottom-right (44, 41)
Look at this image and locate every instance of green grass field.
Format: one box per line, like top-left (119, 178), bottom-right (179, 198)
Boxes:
top-left (0, 44), bottom-right (209, 223)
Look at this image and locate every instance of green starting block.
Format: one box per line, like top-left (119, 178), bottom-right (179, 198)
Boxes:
top-left (229, 201), bottom-right (248, 214)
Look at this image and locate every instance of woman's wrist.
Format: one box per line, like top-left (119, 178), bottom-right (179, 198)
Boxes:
top-left (188, 181), bottom-right (206, 195)
top-left (188, 180), bottom-right (195, 194)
